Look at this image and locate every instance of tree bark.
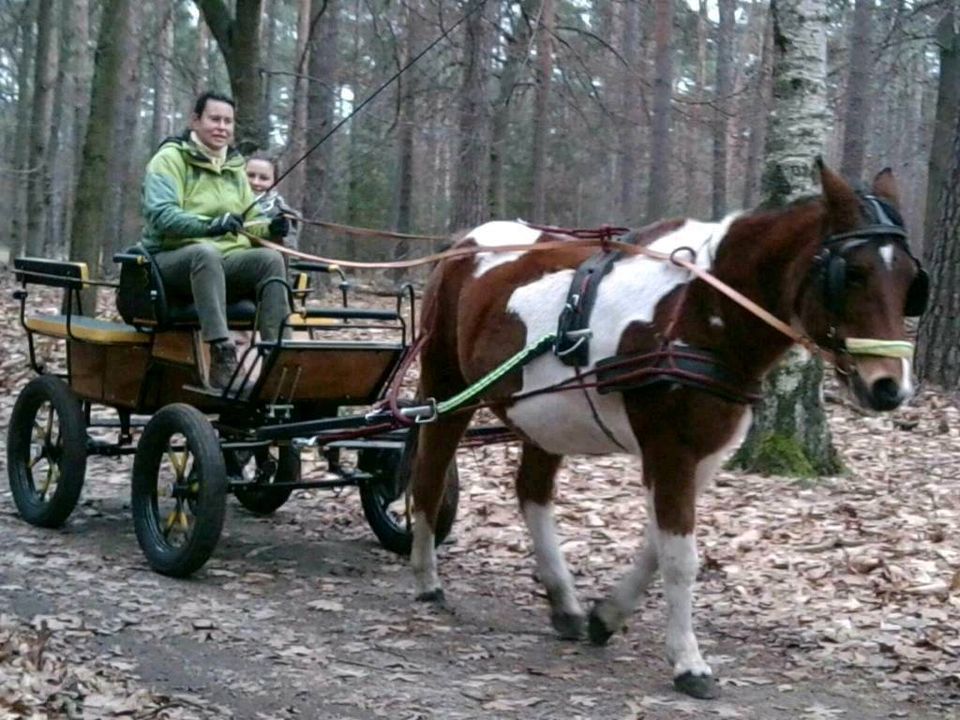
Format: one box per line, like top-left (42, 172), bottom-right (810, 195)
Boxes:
top-left (69, 0), bottom-right (133, 312)
top-left (450, 0), bottom-right (489, 231)
top-left (733, 0), bottom-right (840, 476)
top-left (923, 11), bottom-right (960, 263)
top-left (152, 5), bottom-right (175, 149)
top-left (302, 1), bottom-right (338, 254)
top-left (617, 0), bottom-right (642, 224)
top-left (60, 0), bottom-right (91, 254)
top-left (839, 0), bottom-right (873, 182)
top-left (195, 0), bottom-right (267, 151)
top-left (283, 0), bottom-right (313, 216)
top-left (712, 0), bottom-right (735, 219)
top-left (530, 0), bottom-right (555, 222)
top-left (25, 0), bottom-right (57, 257)
top-left (260, 0), bottom-right (277, 138)
top-left (11, 0), bottom-right (37, 258)
top-left (646, 0), bottom-right (674, 222)
top-left (916, 108), bottom-right (960, 387)
top-left (488, 0), bottom-right (535, 219)
top-left (743, 3), bottom-right (773, 209)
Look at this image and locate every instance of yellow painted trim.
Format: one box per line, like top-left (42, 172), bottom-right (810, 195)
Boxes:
top-left (286, 313), bottom-right (336, 327)
top-left (295, 272), bottom-right (310, 291)
top-left (24, 314), bottom-right (151, 345)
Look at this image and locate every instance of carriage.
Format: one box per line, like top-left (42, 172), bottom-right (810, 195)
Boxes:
top-left (7, 251), bottom-right (461, 577)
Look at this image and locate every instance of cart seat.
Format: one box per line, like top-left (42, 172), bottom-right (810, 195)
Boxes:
top-left (24, 314), bottom-right (151, 345)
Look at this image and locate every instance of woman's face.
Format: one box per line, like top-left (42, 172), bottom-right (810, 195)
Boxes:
top-left (246, 158), bottom-right (275, 194)
top-left (191, 99), bottom-right (235, 151)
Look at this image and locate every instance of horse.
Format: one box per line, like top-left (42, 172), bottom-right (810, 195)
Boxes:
top-left (408, 161), bottom-right (928, 699)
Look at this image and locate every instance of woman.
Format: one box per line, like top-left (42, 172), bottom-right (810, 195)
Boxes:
top-left (140, 91), bottom-right (291, 390)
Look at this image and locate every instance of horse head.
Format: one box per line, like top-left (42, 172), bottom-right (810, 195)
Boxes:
top-left (795, 161), bottom-right (928, 411)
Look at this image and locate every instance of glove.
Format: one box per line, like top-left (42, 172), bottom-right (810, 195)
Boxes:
top-left (268, 215), bottom-right (290, 238)
top-left (206, 212), bottom-right (245, 237)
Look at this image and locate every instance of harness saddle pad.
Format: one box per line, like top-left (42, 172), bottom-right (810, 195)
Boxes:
top-left (555, 230), bottom-right (639, 366)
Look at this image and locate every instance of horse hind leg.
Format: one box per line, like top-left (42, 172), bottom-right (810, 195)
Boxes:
top-left (516, 443), bottom-right (584, 640)
top-left (411, 412), bottom-right (472, 603)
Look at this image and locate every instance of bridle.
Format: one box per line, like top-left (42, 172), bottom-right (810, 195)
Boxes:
top-left (809, 194), bottom-right (929, 370)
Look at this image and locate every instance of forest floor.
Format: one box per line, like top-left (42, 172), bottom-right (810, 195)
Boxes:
top-left (1, 279), bottom-right (959, 719)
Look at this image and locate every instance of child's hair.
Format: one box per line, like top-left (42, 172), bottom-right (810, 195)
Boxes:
top-left (246, 152), bottom-right (280, 180)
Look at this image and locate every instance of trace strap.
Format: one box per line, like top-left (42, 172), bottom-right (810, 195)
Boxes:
top-left (435, 334), bottom-right (557, 417)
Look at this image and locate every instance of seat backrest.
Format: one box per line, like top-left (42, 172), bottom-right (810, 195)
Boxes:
top-left (116, 246), bottom-right (169, 328)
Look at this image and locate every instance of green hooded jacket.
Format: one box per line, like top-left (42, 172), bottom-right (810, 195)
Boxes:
top-left (141, 133), bottom-right (267, 255)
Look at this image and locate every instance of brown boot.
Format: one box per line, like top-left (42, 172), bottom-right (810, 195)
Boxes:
top-left (208, 340), bottom-right (239, 390)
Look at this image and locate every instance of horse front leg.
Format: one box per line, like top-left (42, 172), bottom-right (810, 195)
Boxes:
top-left (587, 491), bottom-right (659, 645)
top-left (410, 414), bottom-right (471, 602)
top-left (516, 443), bottom-right (584, 639)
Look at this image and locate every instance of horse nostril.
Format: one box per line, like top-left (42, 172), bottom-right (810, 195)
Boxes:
top-left (871, 377), bottom-right (902, 410)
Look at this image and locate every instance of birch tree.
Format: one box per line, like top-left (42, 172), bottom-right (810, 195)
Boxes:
top-left (732, 0), bottom-right (840, 475)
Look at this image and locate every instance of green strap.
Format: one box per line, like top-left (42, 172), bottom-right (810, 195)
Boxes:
top-left (436, 333), bottom-right (557, 416)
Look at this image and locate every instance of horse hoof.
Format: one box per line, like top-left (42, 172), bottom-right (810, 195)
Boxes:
top-left (551, 611), bottom-right (585, 640)
top-left (587, 606), bottom-right (615, 646)
top-left (673, 671), bottom-right (720, 700)
top-left (415, 588), bottom-right (446, 604)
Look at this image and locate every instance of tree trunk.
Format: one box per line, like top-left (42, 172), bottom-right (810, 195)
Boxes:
top-left (712, 0), bottom-right (735, 219)
top-left (69, 0), bottom-right (133, 312)
top-left (530, 0), bottom-right (555, 222)
top-left (11, 0), bottom-right (37, 258)
top-left (916, 108), bottom-right (960, 387)
top-left (60, 0), bottom-right (91, 255)
top-left (283, 0), bottom-right (312, 216)
top-left (733, 0), bottom-right (840, 477)
top-left (617, 0), bottom-right (642, 224)
top-left (646, 0), bottom-right (674, 222)
top-left (743, 3), bottom-right (773, 209)
top-left (25, 0), bottom-right (57, 257)
top-left (838, 0), bottom-right (873, 182)
top-left (449, 0), bottom-right (489, 231)
top-left (195, 0), bottom-right (267, 151)
top-left (260, 0), bottom-right (277, 137)
top-left (302, 1), bottom-right (338, 254)
top-left (923, 11), bottom-right (960, 263)
top-left (488, 0), bottom-right (535, 219)
top-left (152, 5), bottom-right (175, 148)
top-left (106, 2), bottom-right (143, 262)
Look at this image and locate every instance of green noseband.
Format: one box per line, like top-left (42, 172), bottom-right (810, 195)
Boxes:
top-left (844, 338), bottom-right (915, 359)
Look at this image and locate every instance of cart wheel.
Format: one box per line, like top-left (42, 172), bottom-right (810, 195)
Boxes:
top-left (359, 425), bottom-right (459, 555)
top-left (227, 445), bottom-right (298, 516)
top-left (6, 376), bottom-right (87, 528)
top-left (131, 404), bottom-right (226, 577)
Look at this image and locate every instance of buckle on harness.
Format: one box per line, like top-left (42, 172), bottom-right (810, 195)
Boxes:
top-left (555, 328), bottom-right (592, 358)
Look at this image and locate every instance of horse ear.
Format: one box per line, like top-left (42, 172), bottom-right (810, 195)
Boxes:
top-left (816, 157), bottom-right (860, 232)
top-left (870, 167), bottom-right (901, 209)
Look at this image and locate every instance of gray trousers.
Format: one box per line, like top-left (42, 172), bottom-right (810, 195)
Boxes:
top-left (152, 243), bottom-right (290, 342)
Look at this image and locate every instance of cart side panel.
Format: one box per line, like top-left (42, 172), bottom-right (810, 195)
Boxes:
top-left (68, 342), bottom-right (105, 401)
top-left (258, 347), bottom-right (402, 404)
top-left (68, 342), bottom-right (151, 409)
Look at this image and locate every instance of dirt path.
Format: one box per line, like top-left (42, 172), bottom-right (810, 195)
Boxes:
top-left (1, 431), bottom-right (957, 719)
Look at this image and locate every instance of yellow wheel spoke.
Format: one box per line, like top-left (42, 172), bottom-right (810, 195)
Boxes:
top-left (29, 450), bottom-right (46, 469)
top-left (166, 448), bottom-right (187, 479)
top-left (39, 463), bottom-right (57, 499)
top-left (44, 406), bottom-right (54, 440)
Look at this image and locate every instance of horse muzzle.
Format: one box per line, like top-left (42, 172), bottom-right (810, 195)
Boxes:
top-left (842, 338), bottom-right (915, 412)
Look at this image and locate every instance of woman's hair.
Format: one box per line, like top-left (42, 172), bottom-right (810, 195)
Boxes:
top-left (193, 91), bottom-right (235, 117)
top-left (246, 152), bottom-right (281, 179)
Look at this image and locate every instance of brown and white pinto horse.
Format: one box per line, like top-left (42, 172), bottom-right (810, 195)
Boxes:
top-left (409, 162), bottom-right (926, 699)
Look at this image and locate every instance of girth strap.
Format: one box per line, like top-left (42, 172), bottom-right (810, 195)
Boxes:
top-left (555, 230), bottom-right (640, 366)
top-left (595, 344), bottom-right (762, 405)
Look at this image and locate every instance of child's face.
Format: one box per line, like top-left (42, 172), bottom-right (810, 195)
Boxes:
top-left (246, 158), bottom-right (275, 193)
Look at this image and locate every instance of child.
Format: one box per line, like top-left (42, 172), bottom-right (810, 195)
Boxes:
top-left (245, 154), bottom-right (300, 251)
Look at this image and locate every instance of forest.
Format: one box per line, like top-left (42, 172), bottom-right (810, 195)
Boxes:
top-left (2, 0), bottom-right (956, 265)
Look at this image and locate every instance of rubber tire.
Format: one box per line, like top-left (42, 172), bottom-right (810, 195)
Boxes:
top-left (359, 425), bottom-right (459, 555)
top-left (230, 445), bottom-right (298, 516)
top-left (7, 376), bottom-right (87, 528)
top-left (131, 404), bottom-right (227, 578)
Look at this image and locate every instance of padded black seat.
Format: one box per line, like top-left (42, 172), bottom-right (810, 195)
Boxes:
top-left (116, 246), bottom-right (257, 331)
